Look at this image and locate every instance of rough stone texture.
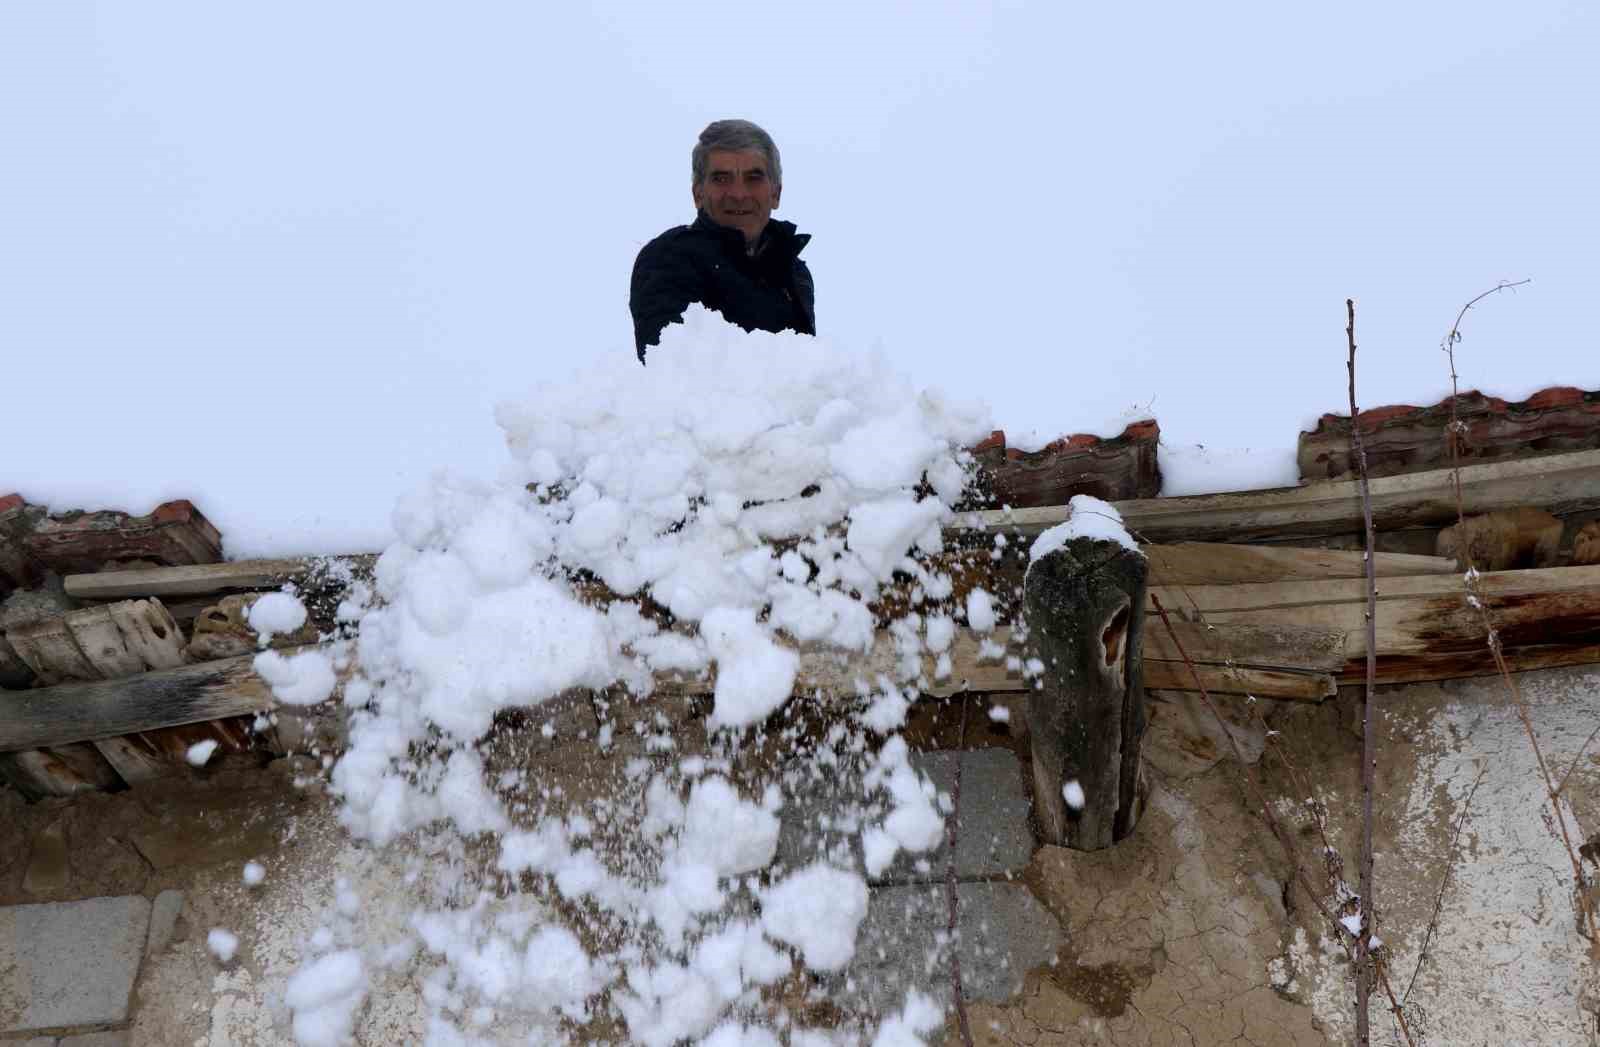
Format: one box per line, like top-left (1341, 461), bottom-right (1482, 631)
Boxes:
top-left (776, 748), bottom-right (1035, 883)
top-left (0, 895), bottom-right (150, 1033)
top-left (839, 881), bottom-right (1061, 1015)
top-left (145, 890), bottom-right (184, 957)
top-left (60, 1032), bottom-right (132, 1046)
top-left (881, 749), bottom-right (1033, 883)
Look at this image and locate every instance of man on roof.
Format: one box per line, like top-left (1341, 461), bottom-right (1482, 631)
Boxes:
top-left (629, 119), bottom-right (816, 363)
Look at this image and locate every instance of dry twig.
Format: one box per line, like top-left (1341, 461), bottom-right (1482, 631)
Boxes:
top-left (1148, 594), bottom-right (1416, 1045)
top-left (1347, 297), bottom-right (1380, 1046)
top-left (1436, 279), bottom-right (1599, 944)
top-left (1404, 765), bottom-right (1487, 1006)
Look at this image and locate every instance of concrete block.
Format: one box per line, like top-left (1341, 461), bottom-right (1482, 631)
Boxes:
top-left (836, 881), bottom-right (1061, 1013)
top-left (777, 748), bottom-right (1035, 883)
top-left (146, 890), bottom-right (184, 956)
top-left (61, 1032), bottom-right (130, 1046)
top-left (0, 895), bottom-right (151, 1033)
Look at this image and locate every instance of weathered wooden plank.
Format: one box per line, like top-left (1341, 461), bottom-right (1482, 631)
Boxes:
top-left (105, 599), bottom-right (187, 670)
top-left (1346, 643), bottom-right (1600, 685)
top-left (93, 718), bottom-right (259, 784)
top-left (7, 616), bottom-right (99, 684)
top-left (64, 604), bottom-right (147, 678)
top-left (1142, 542), bottom-right (1455, 587)
top-left (1140, 620), bottom-right (1347, 671)
top-left (1194, 587), bottom-right (1600, 662)
top-left (63, 555), bottom-right (376, 601)
top-left (960, 447), bottom-right (1600, 541)
top-left (0, 653), bottom-right (277, 752)
top-left (1148, 564), bottom-right (1600, 615)
top-left (35, 565), bottom-right (1590, 754)
top-left (1143, 661), bottom-right (1337, 701)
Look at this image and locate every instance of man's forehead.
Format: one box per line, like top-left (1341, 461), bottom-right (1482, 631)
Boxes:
top-left (704, 149), bottom-right (768, 175)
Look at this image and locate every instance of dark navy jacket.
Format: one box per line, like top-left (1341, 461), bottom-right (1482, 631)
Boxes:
top-left (629, 212), bottom-right (815, 362)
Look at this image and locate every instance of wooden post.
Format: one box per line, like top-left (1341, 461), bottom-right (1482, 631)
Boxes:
top-left (1025, 536), bottom-right (1149, 850)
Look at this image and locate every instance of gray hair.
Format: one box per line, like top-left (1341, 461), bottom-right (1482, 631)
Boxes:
top-left (692, 119), bottom-right (782, 188)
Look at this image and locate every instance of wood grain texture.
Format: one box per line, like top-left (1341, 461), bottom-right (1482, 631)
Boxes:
top-left (1142, 542), bottom-right (1454, 586)
top-left (63, 555), bottom-right (376, 601)
top-left (1143, 661), bottom-right (1336, 701)
top-left (0, 652), bottom-right (277, 752)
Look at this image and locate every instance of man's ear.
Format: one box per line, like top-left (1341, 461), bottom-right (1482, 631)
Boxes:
top-left (772, 184), bottom-right (781, 210)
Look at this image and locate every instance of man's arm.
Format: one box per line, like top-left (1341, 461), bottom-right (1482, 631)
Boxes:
top-left (629, 235), bottom-right (704, 363)
top-left (792, 259), bottom-right (816, 336)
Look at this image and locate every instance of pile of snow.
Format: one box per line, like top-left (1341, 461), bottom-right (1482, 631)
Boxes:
top-left (259, 310), bottom-right (1010, 1043)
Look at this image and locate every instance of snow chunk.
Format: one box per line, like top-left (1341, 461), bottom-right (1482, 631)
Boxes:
top-left (872, 989), bottom-right (945, 1045)
top-left (964, 587), bottom-right (997, 632)
top-left (285, 949), bottom-right (367, 1047)
top-left (242, 861), bottom-right (266, 887)
top-left (700, 606), bottom-right (799, 729)
top-left (846, 497), bottom-right (947, 583)
top-left (1062, 780), bottom-right (1085, 810)
top-left (247, 591), bottom-right (308, 642)
top-left (253, 647), bottom-right (338, 706)
top-left (206, 927), bottom-right (238, 961)
top-left (1029, 495), bottom-right (1139, 564)
top-left (522, 924), bottom-right (609, 1018)
top-left (681, 776), bottom-right (780, 877)
top-left (186, 740), bottom-right (219, 766)
top-left (760, 862), bottom-right (870, 972)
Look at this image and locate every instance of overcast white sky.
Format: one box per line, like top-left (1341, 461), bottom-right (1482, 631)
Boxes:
top-left (3, 2), bottom-right (1597, 556)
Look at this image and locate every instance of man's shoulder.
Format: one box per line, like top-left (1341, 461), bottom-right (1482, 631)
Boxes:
top-left (637, 221), bottom-right (715, 261)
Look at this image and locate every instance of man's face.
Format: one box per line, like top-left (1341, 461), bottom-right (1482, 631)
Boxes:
top-left (693, 148), bottom-right (781, 245)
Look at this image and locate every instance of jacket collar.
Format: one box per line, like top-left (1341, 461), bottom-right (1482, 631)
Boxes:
top-left (693, 211), bottom-right (810, 261)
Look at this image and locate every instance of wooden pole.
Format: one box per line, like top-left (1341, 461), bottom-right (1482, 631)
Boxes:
top-left (1024, 536), bottom-right (1149, 850)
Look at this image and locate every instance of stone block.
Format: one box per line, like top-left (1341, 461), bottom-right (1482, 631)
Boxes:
top-left (835, 881), bottom-right (1061, 1014)
top-left (776, 748), bottom-right (1034, 884)
top-left (0, 895), bottom-right (151, 1033)
top-left (146, 890), bottom-right (185, 956)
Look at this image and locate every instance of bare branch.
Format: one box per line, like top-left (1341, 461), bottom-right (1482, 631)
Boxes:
top-left (1348, 297), bottom-right (1379, 1047)
top-left (1403, 765), bottom-right (1487, 1005)
top-left (1436, 280), bottom-right (1599, 944)
top-left (1555, 720), bottom-right (1600, 798)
